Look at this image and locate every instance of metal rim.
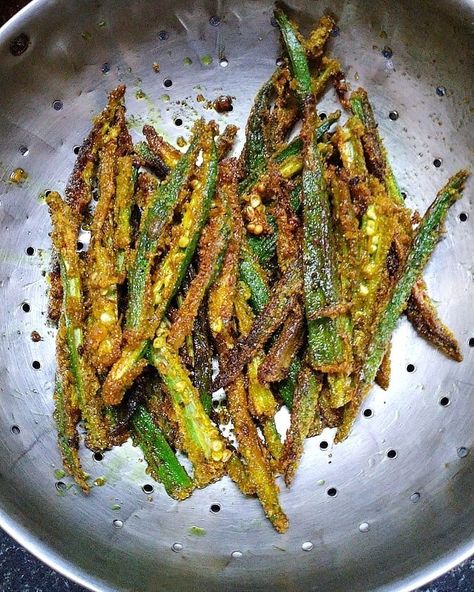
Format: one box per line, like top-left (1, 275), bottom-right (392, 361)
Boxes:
top-left (0, 1), bottom-right (472, 591)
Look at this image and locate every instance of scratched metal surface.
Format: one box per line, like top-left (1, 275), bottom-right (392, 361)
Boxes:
top-left (0, 1), bottom-right (472, 591)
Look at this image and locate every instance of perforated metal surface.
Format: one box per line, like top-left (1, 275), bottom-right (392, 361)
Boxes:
top-left (0, 1), bottom-right (472, 591)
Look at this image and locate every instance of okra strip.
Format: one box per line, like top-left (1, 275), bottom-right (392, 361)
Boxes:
top-left (276, 8), bottom-right (349, 372)
top-left (304, 14), bottom-right (336, 59)
top-left (65, 85), bottom-right (126, 215)
top-left (213, 262), bottom-right (303, 391)
top-left (337, 170), bottom-right (470, 441)
top-left (53, 374), bottom-right (90, 493)
top-left (135, 141), bottom-right (170, 179)
top-left (149, 330), bottom-right (231, 487)
top-left (114, 156), bottom-right (137, 281)
top-left (131, 405), bottom-right (194, 500)
top-left (258, 302), bottom-right (305, 383)
top-left (209, 226), bottom-right (288, 531)
top-left (191, 304), bottom-right (214, 416)
top-left (85, 140), bottom-right (122, 372)
top-left (47, 192), bottom-right (109, 450)
top-left (351, 89), bottom-right (462, 359)
top-left (126, 125), bottom-right (202, 338)
top-left (167, 175), bottom-right (232, 351)
top-left (240, 77), bottom-right (274, 183)
top-left (278, 356), bottom-right (302, 410)
top-left (225, 375), bottom-right (289, 532)
top-left (143, 124), bottom-right (182, 169)
top-left (282, 364), bottom-right (323, 486)
top-left (103, 130), bottom-right (218, 405)
top-left (54, 320), bottom-right (90, 492)
top-left (406, 278), bottom-right (462, 362)
top-left (233, 282), bottom-right (278, 418)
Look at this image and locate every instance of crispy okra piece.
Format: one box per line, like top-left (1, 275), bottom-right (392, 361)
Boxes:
top-left (53, 375), bottom-right (90, 493)
top-left (304, 13), bottom-right (336, 60)
top-left (143, 124), bottom-right (182, 169)
top-left (225, 375), bottom-right (289, 532)
top-left (240, 77), bottom-right (274, 183)
top-left (213, 262), bottom-right (303, 391)
top-left (258, 302), bottom-right (305, 384)
top-left (114, 155), bottom-right (137, 281)
top-left (126, 124), bottom-right (202, 339)
top-left (209, 220), bottom-right (288, 531)
top-left (337, 170), bottom-right (470, 441)
top-left (405, 278), bottom-right (462, 362)
top-left (350, 89), bottom-right (462, 361)
top-left (278, 356), bottom-right (302, 410)
top-left (275, 8), bottom-right (349, 373)
top-left (233, 283), bottom-right (279, 418)
top-left (332, 116), bottom-right (372, 214)
top-left (65, 85), bottom-right (126, 216)
top-left (282, 364), bottom-right (323, 485)
top-left (103, 127), bottom-right (218, 405)
top-left (167, 168), bottom-right (232, 351)
top-left (54, 321), bottom-right (90, 492)
top-left (135, 141), bottom-right (170, 179)
top-left (85, 140), bottom-right (122, 372)
top-left (47, 192), bottom-right (109, 450)
top-left (191, 304), bottom-right (214, 416)
top-left (131, 405), bottom-right (194, 500)
top-left (149, 330), bottom-right (231, 487)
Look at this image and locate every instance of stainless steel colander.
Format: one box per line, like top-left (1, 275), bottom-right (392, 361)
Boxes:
top-left (0, 1), bottom-right (472, 590)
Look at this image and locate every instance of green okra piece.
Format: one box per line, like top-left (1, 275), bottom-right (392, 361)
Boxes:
top-left (149, 330), bottom-right (231, 487)
top-left (238, 245), bottom-right (270, 314)
top-left (214, 262), bottom-right (303, 391)
top-left (274, 9), bottom-right (313, 100)
top-left (240, 78), bottom-right (274, 185)
top-left (192, 305), bottom-right (214, 416)
top-left (53, 372), bottom-right (90, 493)
top-left (131, 405), bottom-right (194, 500)
top-left (47, 192), bottom-right (109, 450)
top-left (337, 170), bottom-right (470, 441)
top-left (282, 364), bottom-right (322, 485)
top-left (103, 132), bottom-right (218, 406)
top-left (135, 141), bottom-right (170, 179)
top-left (275, 7), bottom-right (348, 373)
top-left (350, 89), bottom-right (403, 205)
top-left (302, 120), bottom-right (347, 371)
top-left (126, 127), bottom-right (201, 333)
top-left (279, 356), bottom-right (302, 410)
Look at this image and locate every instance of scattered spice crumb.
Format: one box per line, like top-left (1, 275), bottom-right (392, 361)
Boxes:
top-left (135, 89), bottom-right (146, 100)
top-left (189, 526), bottom-right (206, 536)
top-left (152, 62), bottom-right (160, 73)
top-left (183, 57), bottom-right (192, 66)
top-left (176, 136), bottom-right (187, 148)
top-left (196, 93), bottom-right (205, 103)
top-left (31, 331), bottom-right (42, 342)
top-left (200, 54), bottom-right (213, 66)
top-left (9, 168), bottom-right (28, 184)
top-left (213, 95), bottom-right (233, 113)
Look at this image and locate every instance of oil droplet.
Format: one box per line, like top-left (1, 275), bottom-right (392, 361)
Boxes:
top-left (94, 476), bottom-right (107, 486)
top-left (161, 94), bottom-right (170, 103)
top-left (54, 469), bottom-right (66, 480)
top-left (183, 57), bottom-right (192, 66)
top-left (9, 168), bottom-right (28, 184)
top-left (201, 54), bottom-right (213, 66)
